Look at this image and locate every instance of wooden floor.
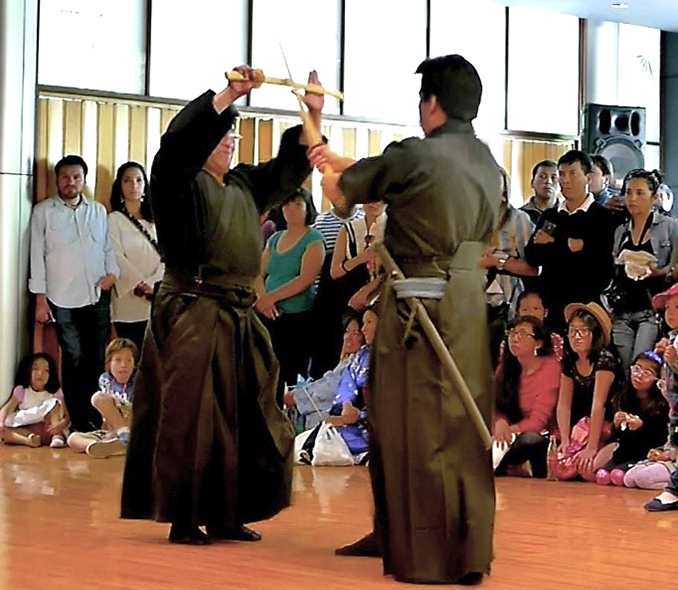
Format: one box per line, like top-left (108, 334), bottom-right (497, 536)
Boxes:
top-left (0, 446), bottom-right (675, 590)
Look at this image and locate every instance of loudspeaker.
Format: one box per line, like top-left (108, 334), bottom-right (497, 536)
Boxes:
top-left (581, 103), bottom-right (646, 181)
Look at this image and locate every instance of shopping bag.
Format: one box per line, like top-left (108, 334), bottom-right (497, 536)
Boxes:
top-left (311, 422), bottom-right (355, 466)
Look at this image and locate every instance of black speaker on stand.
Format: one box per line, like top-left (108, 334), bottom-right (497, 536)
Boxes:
top-left (581, 103), bottom-right (646, 183)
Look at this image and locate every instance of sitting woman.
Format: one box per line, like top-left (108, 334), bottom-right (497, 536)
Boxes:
top-left (284, 314), bottom-right (365, 431)
top-left (607, 169), bottom-right (678, 373)
top-left (299, 307), bottom-right (378, 464)
top-left (557, 302), bottom-right (623, 481)
top-left (595, 351), bottom-right (669, 485)
top-left (256, 188), bottom-right (325, 398)
top-left (494, 316), bottom-right (561, 478)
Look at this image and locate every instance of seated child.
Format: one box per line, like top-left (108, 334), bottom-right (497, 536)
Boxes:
top-left (67, 338), bottom-right (137, 458)
top-left (0, 353), bottom-right (69, 448)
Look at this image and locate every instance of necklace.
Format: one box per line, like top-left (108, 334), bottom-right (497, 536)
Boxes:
top-left (121, 206), bottom-right (161, 255)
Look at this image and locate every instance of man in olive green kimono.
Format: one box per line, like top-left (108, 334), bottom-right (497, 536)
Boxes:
top-left (121, 66), bottom-right (324, 544)
top-left (311, 55), bottom-right (501, 584)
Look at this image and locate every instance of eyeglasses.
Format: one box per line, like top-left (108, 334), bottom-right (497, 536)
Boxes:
top-left (630, 364), bottom-right (658, 381)
top-left (507, 329), bottom-right (535, 341)
top-left (567, 327), bottom-right (591, 338)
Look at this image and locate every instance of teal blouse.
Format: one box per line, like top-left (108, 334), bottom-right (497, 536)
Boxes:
top-left (265, 228), bottom-right (325, 314)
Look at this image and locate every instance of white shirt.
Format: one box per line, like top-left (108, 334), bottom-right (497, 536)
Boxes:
top-left (108, 211), bottom-right (165, 323)
top-left (29, 195), bottom-right (119, 308)
top-left (557, 193), bottom-right (595, 215)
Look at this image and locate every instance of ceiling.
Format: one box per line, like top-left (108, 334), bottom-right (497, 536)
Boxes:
top-left (486, 0), bottom-right (678, 32)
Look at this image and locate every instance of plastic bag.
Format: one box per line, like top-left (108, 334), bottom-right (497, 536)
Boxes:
top-left (311, 422), bottom-right (355, 466)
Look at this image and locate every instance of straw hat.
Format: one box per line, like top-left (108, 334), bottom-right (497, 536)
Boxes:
top-left (564, 302), bottom-right (612, 346)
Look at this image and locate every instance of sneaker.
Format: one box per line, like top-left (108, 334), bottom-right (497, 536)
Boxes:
top-left (50, 435), bottom-right (66, 449)
top-left (86, 438), bottom-right (126, 458)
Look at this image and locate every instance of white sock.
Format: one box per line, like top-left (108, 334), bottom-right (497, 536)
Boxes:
top-left (656, 491), bottom-right (678, 504)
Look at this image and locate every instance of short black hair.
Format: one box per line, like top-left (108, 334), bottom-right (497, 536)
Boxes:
top-left (279, 187), bottom-right (317, 227)
top-left (55, 154), bottom-right (88, 177)
top-left (557, 150), bottom-right (593, 175)
top-left (622, 168), bottom-right (664, 196)
top-left (110, 161), bottom-right (154, 222)
top-left (531, 160), bottom-right (558, 180)
top-left (416, 54), bottom-right (482, 122)
top-left (590, 154), bottom-right (612, 177)
top-left (14, 352), bottom-right (61, 393)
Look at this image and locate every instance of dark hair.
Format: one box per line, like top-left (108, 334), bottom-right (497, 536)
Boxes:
top-left (496, 317), bottom-right (553, 423)
top-left (14, 352), bottom-right (61, 394)
top-left (342, 311), bottom-right (363, 331)
top-left (621, 168), bottom-right (664, 197)
top-left (557, 150), bottom-right (593, 175)
top-left (416, 54), bottom-right (482, 122)
top-left (55, 154), bottom-right (88, 177)
top-left (110, 162), bottom-right (154, 222)
top-left (590, 154), bottom-right (612, 177)
top-left (563, 310), bottom-right (607, 363)
top-left (279, 187), bottom-right (317, 228)
top-left (613, 352), bottom-right (668, 419)
top-left (516, 290), bottom-right (546, 313)
top-left (531, 160), bottom-right (558, 180)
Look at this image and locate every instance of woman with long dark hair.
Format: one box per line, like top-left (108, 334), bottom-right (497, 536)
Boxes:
top-left (108, 161), bottom-right (164, 351)
top-left (494, 316), bottom-right (561, 477)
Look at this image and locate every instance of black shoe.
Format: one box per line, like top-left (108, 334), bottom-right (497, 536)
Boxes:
top-left (206, 524), bottom-right (262, 542)
top-left (456, 572), bottom-right (484, 586)
top-left (334, 531), bottom-right (379, 557)
top-left (168, 524), bottom-right (211, 545)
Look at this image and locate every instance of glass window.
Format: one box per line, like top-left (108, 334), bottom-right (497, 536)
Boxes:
top-left (507, 7), bottom-right (579, 135)
top-left (617, 24), bottom-right (661, 144)
top-left (149, 0), bottom-right (247, 101)
top-left (343, 0), bottom-right (427, 123)
top-left (429, 0), bottom-right (506, 133)
top-left (38, 0), bottom-right (147, 94)
top-left (250, 0), bottom-right (341, 115)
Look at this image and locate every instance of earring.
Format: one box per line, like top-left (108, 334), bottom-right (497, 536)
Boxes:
top-left (140, 194), bottom-right (145, 202)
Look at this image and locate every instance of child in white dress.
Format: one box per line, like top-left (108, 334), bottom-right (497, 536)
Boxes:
top-left (0, 353), bottom-right (70, 448)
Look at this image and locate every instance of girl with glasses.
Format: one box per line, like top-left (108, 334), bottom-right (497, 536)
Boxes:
top-left (595, 351), bottom-right (669, 485)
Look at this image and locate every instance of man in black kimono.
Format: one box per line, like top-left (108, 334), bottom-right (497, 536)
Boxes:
top-left (121, 66), bottom-right (324, 544)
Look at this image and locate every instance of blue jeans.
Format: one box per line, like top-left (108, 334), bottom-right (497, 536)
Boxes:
top-left (612, 309), bottom-right (660, 373)
top-left (49, 291), bottom-right (111, 431)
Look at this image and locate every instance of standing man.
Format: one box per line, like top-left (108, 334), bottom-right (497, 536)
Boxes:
top-left (590, 153), bottom-right (614, 207)
top-left (29, 155), bottom-right (119, 431)
top-left (520, 159), bottom-right (560, 224)
top-left (121, 66), bottom-right (323, 545)
top-left (525, 150), bottom-right (615, 332)
top-left (312, 55), bottom-right (500, 585)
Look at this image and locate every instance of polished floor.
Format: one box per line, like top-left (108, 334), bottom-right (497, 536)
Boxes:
top-left (0, 445), bottom-right (675, 590)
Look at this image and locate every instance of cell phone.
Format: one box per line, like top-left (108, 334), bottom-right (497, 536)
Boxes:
top-left (541, 221), bottom-right (556, 236)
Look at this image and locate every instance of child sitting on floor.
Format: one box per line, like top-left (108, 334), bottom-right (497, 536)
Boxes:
top-left (0, 352), bottom-right (70, 448)
top-left (67, 338), bottom-right (137, 458)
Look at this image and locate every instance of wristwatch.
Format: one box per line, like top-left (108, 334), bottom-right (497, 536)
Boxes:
top-left (496, 255), bottom-right (509, 271)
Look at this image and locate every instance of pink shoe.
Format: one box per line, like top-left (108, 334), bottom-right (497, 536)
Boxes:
top-left (596, 469), bottom-right (611, 485)
top-left (610, 468), bottom-right (625, 486)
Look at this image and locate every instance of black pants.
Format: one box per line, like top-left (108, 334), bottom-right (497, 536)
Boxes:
top-left (263, 310), bottom-right (314, 405)
top-left (114, 320), bottom-right (148, 356)
top-left (49, 292), bottom-right (110, 431)
top-left (496, 432), bottom-right (549, 478)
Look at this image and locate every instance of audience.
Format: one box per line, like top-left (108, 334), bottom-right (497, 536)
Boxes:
top-left (29, 155), bottom-right (119, 431)
top-left (595, 351), bottom-right (669, 485)
top-left (520, 159), bottom-right (560, 224)
top-left (256, 188), bottom-right (326, 399)
top-left (494, 317), bottom-right (561, 478)
top-left (108, 162), bottom-right (165, 352)
top-left (67, 338), bottom-right (138, 458)
top-left (607, 168), bottom-right (678, 372)
top-left (556, 302), bottom-right (622, 481)
top-left (525, 151), bottom-right (615, 333)
top-left (590, 154), bottom-right (614, 207)
top-left (0, 353), bottom-right (69, 448)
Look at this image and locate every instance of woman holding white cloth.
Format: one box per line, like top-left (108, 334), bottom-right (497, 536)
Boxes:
top-left (108, 162), bottom-right (164, 351)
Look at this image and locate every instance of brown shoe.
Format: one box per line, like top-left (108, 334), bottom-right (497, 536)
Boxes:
top-left (334, 531), bottom-right (379, 557)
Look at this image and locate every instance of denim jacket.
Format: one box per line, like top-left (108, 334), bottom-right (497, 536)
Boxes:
top-left (613, 211), bottom-right (678, 272)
